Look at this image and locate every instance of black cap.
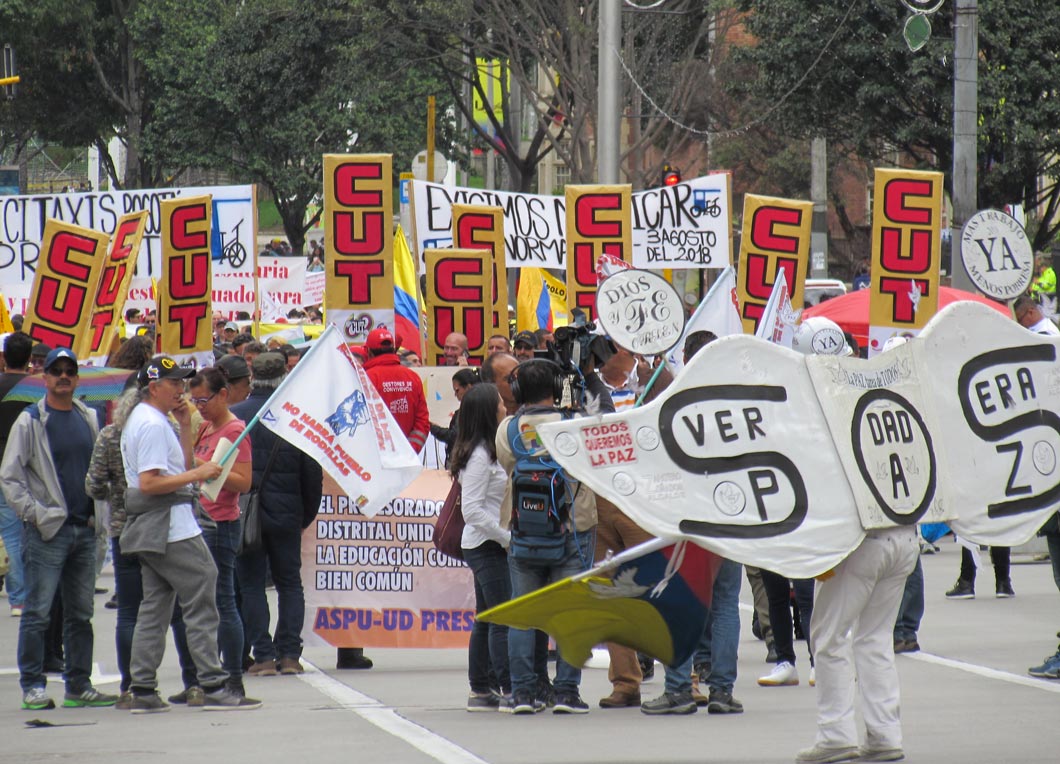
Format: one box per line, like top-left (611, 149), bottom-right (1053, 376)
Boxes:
top-left (215, 355), bottom-right (251, 381)
top-left (251, 352), bottom-right (286, 380)
top-left (137, 356), bottom-right (195, 387)
top-left (513, 330), bottom-right (536, 348)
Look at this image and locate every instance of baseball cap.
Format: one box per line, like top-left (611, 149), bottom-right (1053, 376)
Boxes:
top-left (251, 352), bottom-right (287, 380)
top-left (365, 326), bottom-right (395, 352)
top-left (215, 355), bottom-right (251, 381)
top-left (137, 355), bottom-right (196, 387)
top-left (224, 321), bottom-right (239, 332)
top-left (43, 347), bottom-right (78, 371)
top-left (513, 330), bottom-right (536, 348)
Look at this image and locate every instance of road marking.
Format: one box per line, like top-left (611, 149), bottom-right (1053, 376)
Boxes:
top-left (904, 651), bottom-right (1060, 694)
top-left (299, 659), bottom-right (490, 764)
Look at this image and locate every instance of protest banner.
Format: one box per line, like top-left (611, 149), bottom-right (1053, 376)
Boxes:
top-left (736, 194), bottom-right (812, 335)
top-left (80, 211), bottom-right (148, 364)
top-left (537, 332), bottom-right (866, 578)
top-left (959, 209), bottom-right (1034, 302)
top-left (323, 154), bottom-right (394, 343)
top-left (257, 255), bottom-right (311, 320)
top-left (914, 302), bottom-right (1060, 545)
top-left (424, 247), bottom-right (491, 365)
top-left (22, 219), bottom-right (109, 350)
top-left (304, 470), bottom-right (474, 649)
top-left (566, 184), bottom-right (632, 320)
top-left (868, 168), bottom-right (943, 355)
top-left (452, 204), bottom-right (508, 332)
top-left (806, 336), bottom-right (951, 530)
top-left (159, 196), bottom-right (214, 366)
top-left (256, 324), bottom-right (423, 516)
top-left (0, 184), bottom-right (257, 318)
top-left (410, 173), bottom-right (732, 271)
top-left (596, 269), bottom-right (685, 356)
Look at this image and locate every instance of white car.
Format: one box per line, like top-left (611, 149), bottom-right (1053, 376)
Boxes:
top-left (803, 278), bottom-right (848, 308)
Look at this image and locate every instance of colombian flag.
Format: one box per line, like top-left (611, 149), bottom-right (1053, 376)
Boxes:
top-left (516, 268), bottom-right (568, 333)
top-left (479, 538), bottom-right (720, 668)
top-left (393, 225), bottom-right (421, 354)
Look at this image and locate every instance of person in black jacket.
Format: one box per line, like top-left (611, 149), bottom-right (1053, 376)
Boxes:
top-left (231, 353), bottom-right (323, 676)
top-left (429, 367), bottom-right (481, 468)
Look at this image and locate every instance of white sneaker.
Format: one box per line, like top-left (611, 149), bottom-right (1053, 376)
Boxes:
top-left (758, 660), bottom-right (799, 686)
top-left (809, 667), bottom-right (816, 686)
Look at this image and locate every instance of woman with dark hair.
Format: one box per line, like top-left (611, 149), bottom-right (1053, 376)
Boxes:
top-left (431, 367), bottom-right (481, 467)
top-left (449, 383), bottom-right (511, 712)
top-left (185, 367), bottom-right (252, 692)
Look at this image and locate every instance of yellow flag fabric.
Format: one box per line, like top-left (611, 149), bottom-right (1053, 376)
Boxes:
top-left (516, 268), bottom-right (568, 332)
top-left (0, 293), bottom-right (13, 333)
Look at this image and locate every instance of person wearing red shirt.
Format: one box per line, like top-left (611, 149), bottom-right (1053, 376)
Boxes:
top-left (362, 327), bottom-right (429, 453)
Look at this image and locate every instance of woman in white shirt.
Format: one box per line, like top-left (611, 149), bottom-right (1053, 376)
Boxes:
top-left (448, 383), bottom-right (511, 712)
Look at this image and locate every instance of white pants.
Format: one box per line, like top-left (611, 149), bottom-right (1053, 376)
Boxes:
top-left (810, 525), bottom-right (919, 750)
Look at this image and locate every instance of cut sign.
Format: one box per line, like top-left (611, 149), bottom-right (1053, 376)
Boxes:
top-left (537, 302), bottom-right (1060, 577)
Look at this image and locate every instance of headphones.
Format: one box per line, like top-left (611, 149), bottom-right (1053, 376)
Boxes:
top-left (508, 358), bottom-right (565, 406)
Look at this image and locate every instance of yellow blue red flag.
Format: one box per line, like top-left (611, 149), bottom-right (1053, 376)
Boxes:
top-left (393, 225), bottom-right (422, 354)
top-left (516, 268), bottom-right (568, 333)
top-left (479, 538), bottom-right (720, 667)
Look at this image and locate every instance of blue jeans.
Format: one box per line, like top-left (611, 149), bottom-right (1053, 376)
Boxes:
top-left (894, 556), bottom-right (924, 642)
top-left (464, 540), bottom-right (512, 694)
top-left (665, 558), bottom-right (742, 694)
top-left (17, 524), bottom-right (96, 692)
top-left (0, 500), bottom-right (24, 607)
top-left (112, 537), bottom-right (197, 692)
top-left (175, 520), bottom-right (244, 680)
top-left (237, 526), bottom-right (305, 661)
top-left (508, 528), bottom-right (595, 695)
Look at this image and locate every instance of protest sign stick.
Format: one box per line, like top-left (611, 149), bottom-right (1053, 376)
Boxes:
top-left (634, 361), bottom-right (668, 408)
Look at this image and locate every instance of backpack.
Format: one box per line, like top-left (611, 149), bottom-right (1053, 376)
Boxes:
top-left (506, 413), bottom-right (575, 563)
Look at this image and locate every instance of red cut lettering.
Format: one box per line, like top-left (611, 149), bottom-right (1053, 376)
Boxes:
top-left (749, 206), bottom-right (802, 254)
top-left (883, 179), bottom-right (934, 226)
top-left (333, 260), bottom-right (385, 304)
top-left (878, 277), bottom-right (930, 323)
top-left (171, 204), bottom-right (208, 250)
top-left (334, 163), bottom-right (383, 207)
top-left (94, 264), bottom-right (126, 306)
top-left (86, 310), bottom-right (114, 352)
top-left (110, 218), bottom-right (140, 261)
top-left (37, 277), bottom-right (87, 329)
top-left (743, 254), bottom-right (799, 301)
top-left (333, 210), bottom-right (384, 256)
top-left (28, 324), bottom-right (76, 349)
top-left (168, 303), bottom-right (209, 348)
top-left (574, 194), bottom-right (622, 237)
top-left (47, 232), bottom-right (96, 281)
top-left (880, 227), bottom-right (932, 274)
top-left (168, 252), bottom-right (210, 300)
top-left (437, 258), bottom-right (484, 302)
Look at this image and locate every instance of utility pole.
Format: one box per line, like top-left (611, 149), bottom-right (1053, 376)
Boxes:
top-left (950, 0), bottom-right (978, 291)
top-left (597, 0), bottom-right (621, 183)
top-left (810, 137), bottom-right (829, 278)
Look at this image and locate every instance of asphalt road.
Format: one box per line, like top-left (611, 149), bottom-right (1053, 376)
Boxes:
top-left (2, 541), bottom-right (1058, 764)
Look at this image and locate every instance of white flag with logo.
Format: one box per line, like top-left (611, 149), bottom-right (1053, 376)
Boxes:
top-left (257, 324), bottom-right (422, 516)
top-left (754, 277), bottom-right (801, 349)
top-left (667, 266), bottom-right (742, 372)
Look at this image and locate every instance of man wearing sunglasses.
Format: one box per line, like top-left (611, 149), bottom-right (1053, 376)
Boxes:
top-left (0, 347), bottom-right (118, 710)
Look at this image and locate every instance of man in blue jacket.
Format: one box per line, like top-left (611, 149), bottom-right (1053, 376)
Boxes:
top-left (232, 352), bottom-right (323, 676)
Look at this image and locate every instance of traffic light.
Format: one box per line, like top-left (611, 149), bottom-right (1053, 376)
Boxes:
top-left (661, 164), bottom-right (681, 187)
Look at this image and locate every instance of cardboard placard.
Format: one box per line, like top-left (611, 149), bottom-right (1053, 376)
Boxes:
top-left (159, 195), bottom-right (213, 361)
top-left (565, 184), bottom-right (632, 320)
top-left (736, 194), bottom-right (812, 335)
top-left (452, 204), bottom-right (508, 332)
top-left (323, 154), bottom-right (394, 343)
top-left (424, 248), bottom-right (491, 366)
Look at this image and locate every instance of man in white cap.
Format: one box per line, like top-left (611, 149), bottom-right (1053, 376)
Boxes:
top-left (792, 318), bottom-right (918, 764)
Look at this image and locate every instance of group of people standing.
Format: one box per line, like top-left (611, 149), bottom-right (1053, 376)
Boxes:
top-left (0, 328), bottom-right (322, 713)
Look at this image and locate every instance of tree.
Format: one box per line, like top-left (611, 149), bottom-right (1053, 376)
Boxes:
top-left (396, 1), bottom-right (734, 191)
top-left (732, 0), bottom-right (1060, 250)
top-left (136, 0), bottom-right (455, 253)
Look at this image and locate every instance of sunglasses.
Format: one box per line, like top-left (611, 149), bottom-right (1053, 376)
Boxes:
top-left (190, 392), bottom-right (218, 407)
top-left (47, 366), bottom-right (79, 378)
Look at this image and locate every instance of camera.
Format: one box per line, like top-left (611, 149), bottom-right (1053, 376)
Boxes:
top-left (540, 309), bottom-right (615, 411)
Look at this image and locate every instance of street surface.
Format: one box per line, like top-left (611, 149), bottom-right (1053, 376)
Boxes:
top-left (1, 541), bottom-right (1057, 763)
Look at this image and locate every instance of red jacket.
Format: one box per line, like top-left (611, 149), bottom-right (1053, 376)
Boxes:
top-left (363, 353), bottom-right (430, 453)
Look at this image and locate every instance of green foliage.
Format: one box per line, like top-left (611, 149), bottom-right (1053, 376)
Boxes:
top-left (732, 0), bottom-right (1060, 249)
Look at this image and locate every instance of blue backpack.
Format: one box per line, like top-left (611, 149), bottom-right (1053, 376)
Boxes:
top-left (506, 414), bottom-right (575, 563)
